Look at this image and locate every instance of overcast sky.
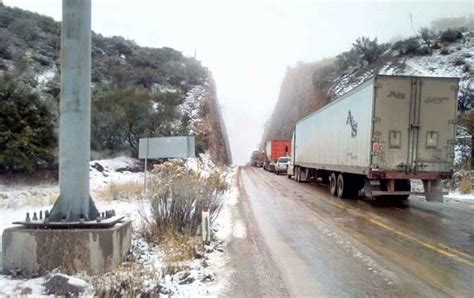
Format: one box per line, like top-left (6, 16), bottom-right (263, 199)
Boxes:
top-left (5, 0), bottom-right (472, 164)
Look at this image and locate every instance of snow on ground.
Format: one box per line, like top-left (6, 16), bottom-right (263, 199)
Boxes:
top-left (89, 156), bottom-right (144, 191)
top-left (0, 276), bottom-right (45, 296)
top-left (444, 191), bottom-right (474, 202)
top-left (0, 154), bottom-right (238, 296)
top-left (410, 179), bottom-right (474, 203)
top-left (329, 69), bottom-right (375, 98)
top-left (36, 66), bottom-right (57, 86)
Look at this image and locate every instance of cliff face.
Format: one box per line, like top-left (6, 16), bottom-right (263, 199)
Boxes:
top-left (206, 81), bottom-right (233, 165)
top-left (261, 60), bottom-right (332, 143)
top-left (185, 80), bottom-right (232, 165)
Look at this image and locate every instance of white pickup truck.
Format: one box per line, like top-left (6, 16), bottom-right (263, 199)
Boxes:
top-left (274, 156), bottom-right (290, 175)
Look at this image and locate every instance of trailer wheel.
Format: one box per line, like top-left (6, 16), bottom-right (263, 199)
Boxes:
top-left (329, 173), bottom-right (337, 196)
top-left (296, 167), bottom-right (301, 182)
top-left (337, 174), bottom-right (357, 199)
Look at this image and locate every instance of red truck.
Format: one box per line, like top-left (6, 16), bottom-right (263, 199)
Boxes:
top-left (263, 140), bottom-right (291, 172)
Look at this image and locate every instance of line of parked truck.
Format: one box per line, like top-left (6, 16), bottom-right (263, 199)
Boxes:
top-left (252, 75), bottom-right (459, 202)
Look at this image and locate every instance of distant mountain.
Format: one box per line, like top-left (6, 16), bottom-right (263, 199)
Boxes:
top-left (0, 3), bottom-right (231, 172)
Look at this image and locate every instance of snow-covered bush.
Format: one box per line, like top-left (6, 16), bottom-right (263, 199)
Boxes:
top-left (391, 37), bottom-right (421, 55)
top-left (352, 37), bottom-right (385, 65)
top-left (440, 28), bottom-right (463, 43)
top-left (419, 27), bottom-right (435, 47)
top-left (142, 159), bottom-right (228, 242)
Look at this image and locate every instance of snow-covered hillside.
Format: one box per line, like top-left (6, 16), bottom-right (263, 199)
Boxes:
top-left (329, 31), bottom-right (473, 102)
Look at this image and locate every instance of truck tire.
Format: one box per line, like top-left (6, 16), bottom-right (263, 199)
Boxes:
top-left (296, 167), bottom-right (301, 182)
top-left (329, 172), bottom-right (337, 196)
top-left (336, 173), bottom-right (357, 199)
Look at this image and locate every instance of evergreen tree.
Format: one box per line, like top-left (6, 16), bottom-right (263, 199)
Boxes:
top-left (0, 78), bottom-right (56, 172)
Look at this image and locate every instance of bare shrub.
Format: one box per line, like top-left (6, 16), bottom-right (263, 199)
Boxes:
top-left (142, 159), bottom-right (228, 242)
top-left (419, 27), bottom-right (435, 47)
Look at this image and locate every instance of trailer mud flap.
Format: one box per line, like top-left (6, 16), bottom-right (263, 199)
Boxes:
top-left (423, 179), bottom-right (444, 202)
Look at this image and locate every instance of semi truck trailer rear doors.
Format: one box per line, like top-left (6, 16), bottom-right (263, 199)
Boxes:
top-left (371, 76), bottom-right (457, 175)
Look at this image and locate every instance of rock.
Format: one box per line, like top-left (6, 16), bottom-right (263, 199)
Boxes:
top-left (91, 162), bottom-right (104, 172)
top-left (20, 287), bottom-right (32, 295)
top-left (177, 271), bottom-right (195, 285)
top-left (43, 274), bottom-right (87, 296)
top-left (194, 249), bottom-right (205, 259)
top-left (159, 286), bottom-right (172, 295)
top-left (201, 273), bottom-right (215, 283)
top-left (116, 164), bottom-right (141, 173)
top-left (179, 275), bottom-right (195, 285)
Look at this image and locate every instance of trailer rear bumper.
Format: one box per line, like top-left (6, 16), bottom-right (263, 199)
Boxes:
top-left (368, 171), bottom-right (451, 180)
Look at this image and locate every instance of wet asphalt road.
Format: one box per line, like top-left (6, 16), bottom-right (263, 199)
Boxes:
top-left (229, 167), bottom-right (473, 297)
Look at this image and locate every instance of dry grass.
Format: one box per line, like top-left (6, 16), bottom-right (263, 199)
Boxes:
top-left (92, 263), bottom-right (161, 297)
top-left (92, 233), bottom-right (201, 296)
top-left (1, 190), bottom-right (58, 208)
top-left (160, 233), bottom-right (202, 264)
top-left (28, 192), bottom-right (58, 206)
top-left (95, 181), bottom-right (143, 201)
top-left (460, 176), bottom-right (472, 194)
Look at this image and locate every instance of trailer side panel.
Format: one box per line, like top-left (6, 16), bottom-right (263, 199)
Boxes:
top-left (295, 81), bottom-right (374, 174)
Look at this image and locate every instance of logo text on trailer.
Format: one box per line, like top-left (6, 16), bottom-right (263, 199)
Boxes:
top-left (346, 110), bottom-right (358, 138)
top-left (387, 90), bottom-right (406, 99)
top-left (425, 96), bottom-right (449, 104)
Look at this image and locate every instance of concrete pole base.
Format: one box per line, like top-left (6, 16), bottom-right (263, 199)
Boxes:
top-left (2, 220), bottom-right (132, 275)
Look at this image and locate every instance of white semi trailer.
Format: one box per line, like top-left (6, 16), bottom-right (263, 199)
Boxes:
top-left (288, 75), bottom-right (459, 201)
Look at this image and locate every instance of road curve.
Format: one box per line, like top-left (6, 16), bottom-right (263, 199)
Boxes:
top-left (231, 166), bottom-right (473, 297)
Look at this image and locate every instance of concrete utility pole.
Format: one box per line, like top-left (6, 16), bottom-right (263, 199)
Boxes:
top-left (2, 0), bottom-right (131, 275)
top-left (50, 0), bottom-right (98, 221)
